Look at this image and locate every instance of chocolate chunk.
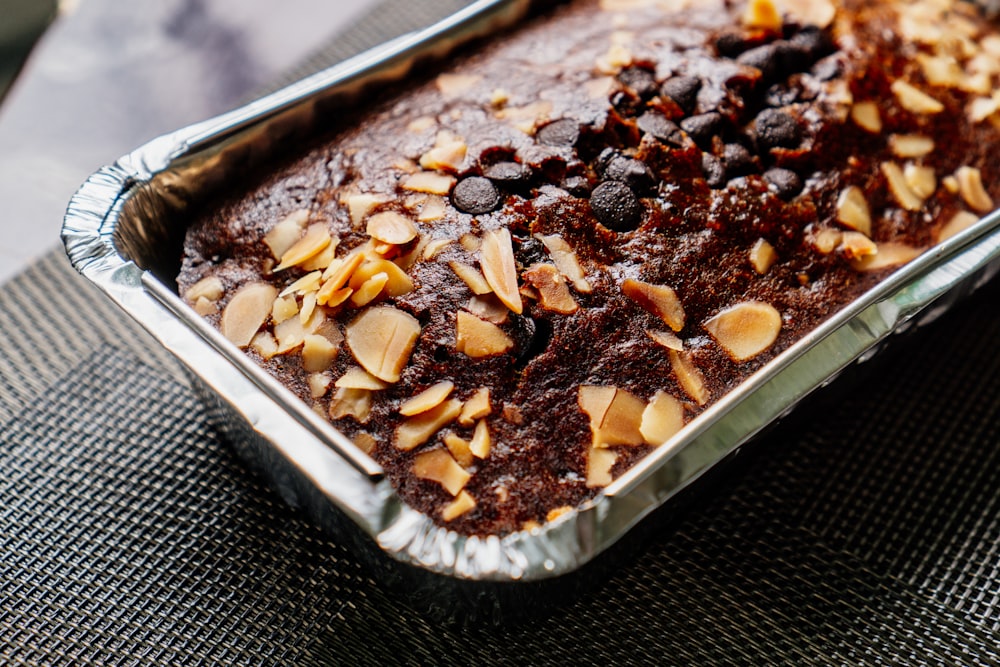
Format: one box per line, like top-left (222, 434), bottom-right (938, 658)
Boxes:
top-left (483, 161), bottom-right (531, 188)
top-left (721, 143), bottom-right (755, 177)
top-left (451, 176), bottom-right (502, 214)
top-left (660, 75), bottom-right (702, 115)
top-left (715, 31), bottom-right (750, 58)
top-left (701, 154), bottom-right (727, 188)
top-left (611, 90), bottom-right (643, 117)
top-left (763, 168), bottom-right (803, 199)
top-left (755, 109), bottom-right (802, 150)
top-left (618, 66), bottom-right (658, 99)
top-left (602, 155), bottom-right (656, 194)
top-left (561, 175), bottom-right (592, 197)
top-left (680, 111), bottom-right (724, 148)
top-left (637, 111), bottom-right (684, 146)
top-left (590, 181), bottom-right (643, 231)
top-left (790, 26), bottom-right (835, 62)
top-left (737, 44), bottom-right (781, 82)
top-left (536, 119), bottom-right (581, 147)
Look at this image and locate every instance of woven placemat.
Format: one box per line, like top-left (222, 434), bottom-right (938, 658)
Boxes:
top-left (4, 0), bottom-right (1000, 663)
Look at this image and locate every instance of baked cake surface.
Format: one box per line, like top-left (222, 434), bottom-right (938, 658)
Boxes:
top-left (179, 0), bottom-right (1000, 535)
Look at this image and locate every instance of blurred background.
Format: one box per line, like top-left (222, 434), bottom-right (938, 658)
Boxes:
top-left (0, 0), bottom-right (58, 101)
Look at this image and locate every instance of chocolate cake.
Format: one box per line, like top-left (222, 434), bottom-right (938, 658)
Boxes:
top-left (178, 0), bottom-right (1000, 535)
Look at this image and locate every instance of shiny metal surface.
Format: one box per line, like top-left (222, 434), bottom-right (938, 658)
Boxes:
top-left (62, 0), bottom-right (1000, 591)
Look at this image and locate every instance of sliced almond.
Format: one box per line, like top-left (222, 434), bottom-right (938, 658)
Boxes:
top-left (329, 387), bottom-right (372, 423)
top-left (308, 372), bottom-right (332, 399)
top-left (458, 388), bottom-right (492, 426)
top-left (704, 301), bottom-right (782, 362)
top-left (467, 294), bottom-right (509, 325)
top-left (220, 283), bottom-right (278, 348)
top-left (522, 263), bottom-right (578, 314)
top-left (640, 391), bottom-right (685, 446)
top-left (275, 308), bottom-right (325, 354)
top-left (353, 432), bottom-right (377, 455)
top-left (366, 211), bottom-right (418, 246)
top-left (422, 238), bottom-right (452, 259)
top-left (811, 227), bottom-right (844, 255)
top-left (395, 399), bottom-right (463, 451)
top-left (916, 52), bottom-right (964, 88)
top-left (350, 272), bottom-right (390, 308)
top-left (402, 171), bottom-right (456, 195)
top-left (851, 242), bottom-right (923, 271)
top-left (419, 135), bottom-right (467, 173)
top-left (647, 329), bottom-right (683, 351)
top-left (192, 297), bottom-right (218, 316)
top-left (250, 331), bottom-right (278, 360)
top-left (937, 210), bottom-right (980, 243)
top-left (441, 490), bottom-right (476, 521)
top-left (407, 116), bottom-right (436, 133)
top-left (669, 349), bottom-right (709, 406)
top-left (345, 306), bottom-right (421, 383)
top-left (185, 275), bottom-right (224, 303)
top-left (302, 334), bottom-right (338, 372)
top-left (335, 367), bottom-right (389, 391)
top-left (345, 193), bottom-right (389, 228)
top-left (955, 166), bottom-right (994, 212)
top-left (455, 311), bottom-right (514, 358)
top-left (443, 432), bottom-right (475, 468)
top-left (271, 295), bottom-right (298, 324)
top-left (889, 134), bottom-right (934, 158)
top-left (942, 175), bottom-right (960, 194)
top-left (891, 80), bottom-right (944, 115)
top-left (881, 161), bottom-right (924, 211)
top-left (275, 224), bottom-right (332, 272)
top-left (836, 186), bottom-right (872, 237)
top-left (417, 195), bottom-right (447, 222)
top-left (621, 279), bottom-right (685, 331)
top-left (743, 0), bottom-right (781, 31)
top-left (469, 420), bottom-right (491, 459)
top-left (459, 233), bottom-right (481, 252)
top-left (413, 448), bottom-right (471, 496)
top-left (480, 228), bottom-right (523, 314)
top-left (578, 385), bottom-right (646, 448)
top-left (349, 258), bottom-right (414, 297)
top-left (536, 234), bottom-right (592, 293)
top-left (436, 73), bottom-right (481, 98)
top-left (317, 252), bottom-right (365, 305)
top-left (299, 292), bottom-right (317, 325)
top-left (264, 209), bottom-right (310, 260)
top-left (839, 231), bottom-right (878, 260)
top-left (779, 0), bottom-right (835, 29)
top-left (586, 446), bottom-right (618, 488)
top-left (904, 164), bottom-right (937, 200)
top-left (280, 270), bottom-right (323, 298)
top-left (850, 102), bottom-right (882, 133)
top-left (749, 238), bottom-right (777, 275)
top-left (400, 380), bottom-right (455, 417)
top-left (300, 241), bottom-right (338, 272)
top-left (449, 261), bottom-right (493, 295)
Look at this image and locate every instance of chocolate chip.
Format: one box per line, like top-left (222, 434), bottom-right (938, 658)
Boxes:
top-left (483, 161), bottom-right (530, 187)
top-left (602, 155), bottom-right (656, 194)
top-left (618, 66), bottom-right (658, 100)
top-left (755, 109), bottom-right (802, 151)
top-left (660, 76), bottom-right (702, 116)
top-left (561, 175), bottom-right (592, 197)
top-left (590, 181), bottom-right (643, 231)
top-left (637, 111), bottom-right (684, 146)
top-left (451, 176), bottom-right (501, 214)
top-left (715, 31), bottom-right (750, 58)
top-left (536, 119), bottom-right (580, 147)
top-left (763, 168), bottom-right (802, 199)
top-left (680, 112), bottom-right (724, 148)
top-left (721, 143), bottom-right (755, 177)
top-left (737, 44), bottom-right (781, 82)
top-left (611, 90), bottom-right (643, 117)
top-left (701, 154), bottom-right (727, 188)
top-left (790, 26), bottom-right (834, 63)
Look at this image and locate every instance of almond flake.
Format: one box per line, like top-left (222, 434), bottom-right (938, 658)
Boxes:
top-left (300, 240), bottom-right (338, 272)
top-left (467, 294), bottom-right (509, 324)
top-left (395, 399), bottom-right (463, 451)
top-left (647, 329), bottom-right (683, 351)
top-left (400, 380), bottom-right (455, 417)
top-left (275, 308), bottom-right (325, 354)
top-left (436, 73), bottom-right (481, 98)
top-left (669, 349), bottom-right (709, 405)
top-left (250, 331), bottom-right (278, 359)
top-left (810, 227), bottom-right (844, 255)
top-left (345, 193), bottom-right (389, 228)
top-left (345, 306), bottom-right (421, 383)
top-left (349, 258), bottom-right (414, 297)
top-left (621, 279), bottom-right (685, 331)
top-left (185, 276), bottom-right (224, 303)
top-left (450, 261), bottom-right (493, 295)
top-left (350, 272), bottom-right (389, 308)
top-left (354, 432), bottom-right (377, 455)
top-left (889, 134), bottom-right (934, 158)
top-left (317, 252), bottom-right (365, 305)
top-left (881, 162), bottom-right (924, 211)
top-left (470, 420), bottom-right (491, 459)
top-left (413, 448), bottom-right (472, 496)
top-left (417, 195), bottom-right (447, 222)
top-left (192, 297), bottom-right (218, 316)
top-left (578, 385), bottom-right (646, 448)
top-left (402, 171), bottom-right (456, 195)
top-left (779, 0), bottom-right (834, 29)
top-left (536, 234), bottom-right (592, 293)
top-left (704, 301), bottom-right (782, 362)
top-left (329, 387), bottom-right (372, 423)
top-left (640, 390), bottom-right (685, 446)
top-left (458, 388), bottom-right (492, 426)
top-left (891, 80), bottom-right (944, 114)
top-left (839, 231), bottom-right (878, 260)
top-left (419, 134), bottom-right (467, 172)
top-left (308, 372), bottom-right (332, 399)
top-left (323, 287), bottom-right (353, 308)
top-left (749, 238), bottom-right (777, 275)
top-left (586, 446), bottom-right (618, 488)
top-left (850, 242), bottom-right (924, 271)
top-left (523, 263), bottom-right (579, 314)
top-left (299, 291), bottom-right (318, 324)
top-left (955, 166), bottom-right (994, 212)
top-left (743, 0), bottom-right (781, 31)
top-left (942, 175), bottom-right (960, 194)
top-left (264, 209), bottom-right (310, 260)
top-left (422, 238), bottom-right (452, 259)
top-left (366, 211), bottom-right (418, 246)
top-left (836, 186), bottom-right (873, 237)
top-left (407, 116), bottom-right (436, 133)
top-left (220, 282), bottom-right (278, 348)
top-left (937, 210), bottom-right (980, 243)
top-left (480, 228), bottom-right (523, 314)
top-left (916, 52), bottom-right (964, 88)
top-left (904, 164), bottom-right (937, 200)
top-left (275, 224), bottom-right (332, 272)
top-left (271, 295), bottom-right (298, 324)
top-left (335, 367), bottom-right (389, 391)
top-left (456, 311), bottom-right (514, 358)
top-left (302, 334), bottom-right (338, 372)
top-left (441, 490), bottom-right (476, 521)
top-left (460, 233), bottom-right (481, 252)
top-left (443, 432), bottom-right (475, 468)
top-left (850, 102), bottom-right (882, 133)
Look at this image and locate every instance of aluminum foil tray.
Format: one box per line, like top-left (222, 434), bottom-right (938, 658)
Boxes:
top-left (62, 0), bottom-right (1000, 622)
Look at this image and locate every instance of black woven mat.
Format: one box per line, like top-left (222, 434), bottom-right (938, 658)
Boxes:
top-left (4, 0), bottom-right (1000, 663)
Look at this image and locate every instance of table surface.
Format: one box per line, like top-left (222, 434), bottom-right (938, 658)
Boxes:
top-left (2, 2), bottom-right (999, 664)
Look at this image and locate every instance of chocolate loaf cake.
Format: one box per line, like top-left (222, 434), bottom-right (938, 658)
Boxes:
top-left (179, 0), bottom-right (1000, 535)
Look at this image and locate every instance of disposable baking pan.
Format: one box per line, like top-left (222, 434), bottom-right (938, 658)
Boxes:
top-left (63, 0), bottom-right (1000, 623)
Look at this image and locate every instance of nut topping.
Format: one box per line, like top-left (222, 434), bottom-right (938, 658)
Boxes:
top-left (436, 73), bottom-right (481, 98)
top-left (621, 279), bottom-right (685, 331)
top-left (955, 166), bottom-right (994, 212)
top-left (345, 306), bottom-right (421, 383)
top-left (441, 490), bottom-right (476, 521)
top-left (522, 263), bottom-right (579, 314)
top-left (264, 209), bottom-right (310, 260)
top-left (470, 420), bottom-right (491, 459)
top-left (400, 380), bottom-right (455, 417)
top-left (889, 134), bottom-right (934, 158)
top-left (335, 367), bottom-right (389, 391)
top-left (456, 311), bottom-right (514, 358)
top-left (467, 294), bottom-right (509, 324)
top-left (402, 171), bottom-right (456, 195)
top-left (742, 0), bottom-right (781, 31)
top-left (480, 228), bottom-right (523, 314)
top-left (250, 331), bottom-right (278, 360)
top-left (349, 258), bottom-right (414, 297)
top-left (185, 276), bottom-right (224, 304)
top-left (669, 349), bottom-right (709, 406)
top-left (302, 334), bottom-right (338, 372)
top-left (577, 385), bottom-right (645, 447)
top-left (413, 448), bottom-right (471, 496)
top-left (704, 301), bottom-right (782, 362)
top-left (350, 272), bottom-right (389, 308)
top-left (366, 211), bottom-right (418, 245)
top-left (640, 391), bottom-right (684, 446)
top-left (749, 238), bottom-right (777, 275)
top-left (419, 132), bottom-right (467, 172)
top-left (443, 432), bottom-right (475, 468)
top-left (904, 164), bottom-right (937, 200)
top-left (937, 210), bottom-right (979, 243)
top-left (450, 261), bottom-right (493, 295)
top-left (220, 283), bottom-right (278, 348)
top-left (536, 234), bottom-right (592, 293)
top-left (586, 447), bottom-right (618, 488)
top-left (308, 372), bottom-right (332, 399)
top-left (881, 161), bottom-right (924, 211)
top-left (836, 186), bottom-right (872, 237)
top-left (891, 80), bottom-right (944, 115)
top-left (839, 231), bottom-right (878, 260)
top-left (395, 399), bottom-right (463, 451)
top-left (329, 387), bottom-right (372, 423)
top-left (274, 224), bottom-right (332, 272)
top-left (458, 388), bottom-right (492, 426)
top-left (647, 329), bottom-right (683, 351)
top-left (850, 242), bottom-right (923, 271)
top-left (345, 194), bottom-right (389, 228)
top-left (850, 102), bottom-right (882, 133)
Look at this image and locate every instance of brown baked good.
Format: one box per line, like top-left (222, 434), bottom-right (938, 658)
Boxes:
top-left (178, 0), bottom-right (1000, 535)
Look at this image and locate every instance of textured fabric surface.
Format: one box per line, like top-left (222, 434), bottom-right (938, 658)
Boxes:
top-left (4, 0), bottom-right (1000, 662)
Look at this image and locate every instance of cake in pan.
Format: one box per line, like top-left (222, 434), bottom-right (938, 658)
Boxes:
top-left (178, 0), bottom-right (1000, 535)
